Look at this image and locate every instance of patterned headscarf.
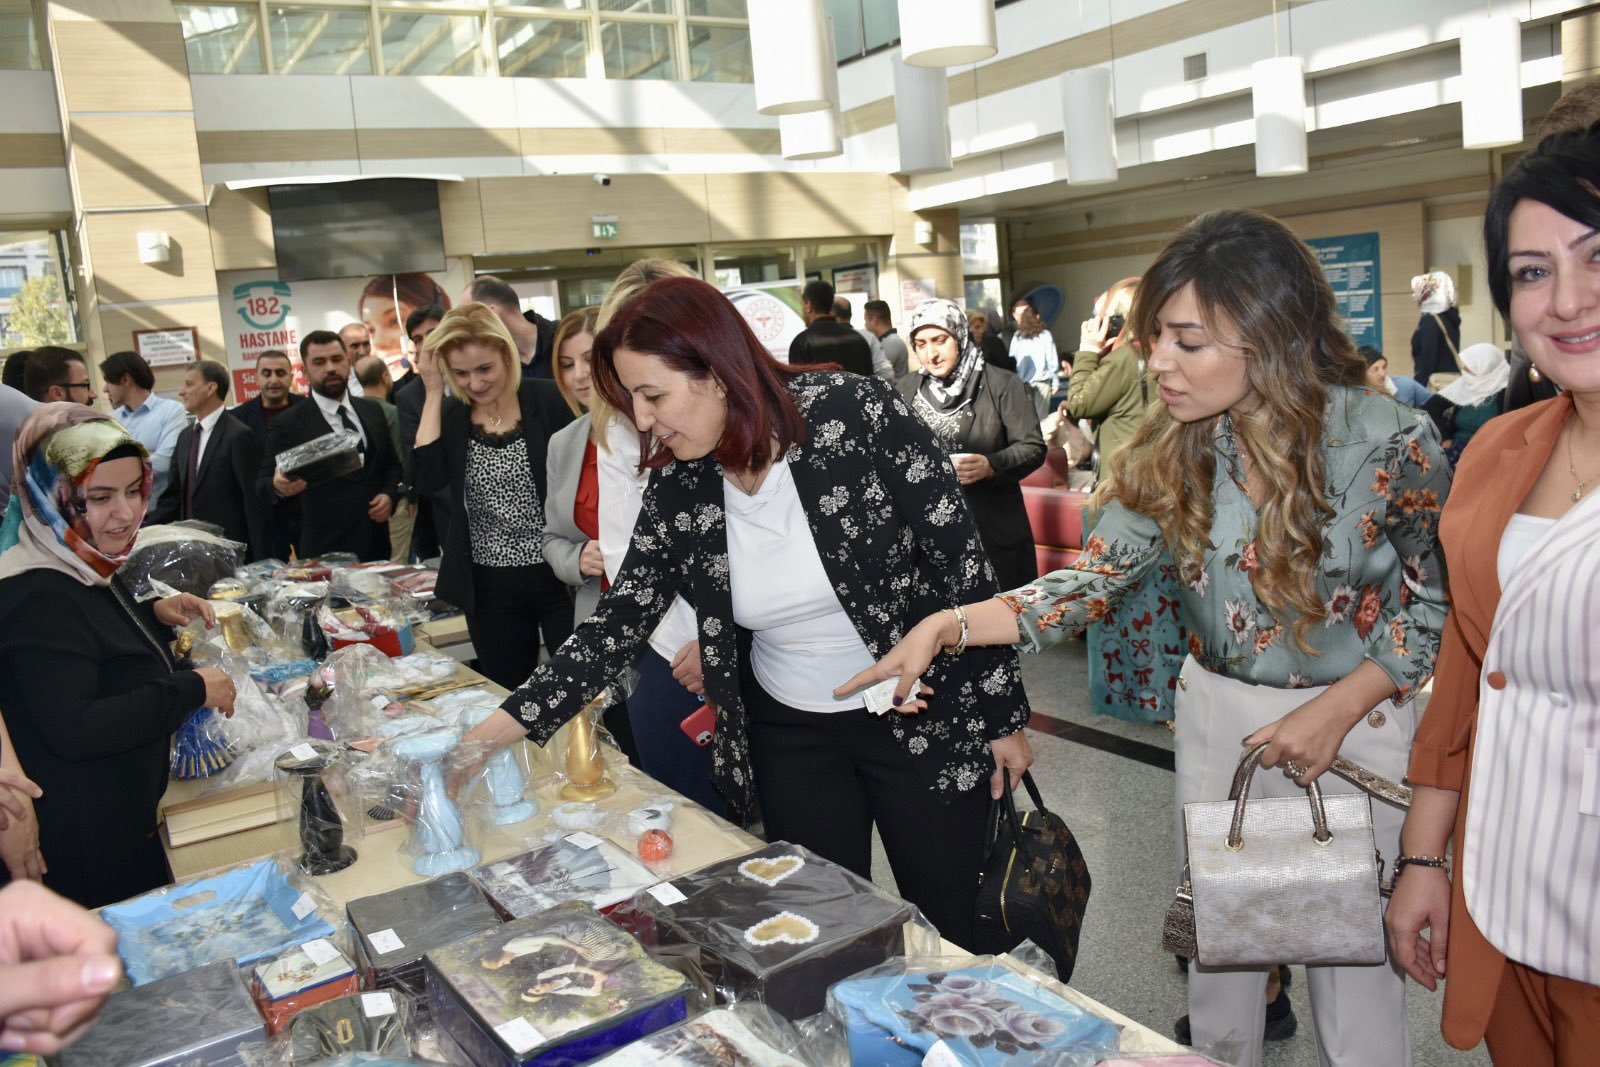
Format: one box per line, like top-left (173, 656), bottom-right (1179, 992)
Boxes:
top-left (1411, 271), bottom-right (1457, 315)
top-left (0, 403), bottom-right (151, 587)
top-left (908, 298), bottom-right (986, 413)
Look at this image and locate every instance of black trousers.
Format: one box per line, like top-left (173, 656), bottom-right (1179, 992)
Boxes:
top-left (742, 661), bottom-right (991, 950)
top-left (466, 561), bottom-right (574, 691)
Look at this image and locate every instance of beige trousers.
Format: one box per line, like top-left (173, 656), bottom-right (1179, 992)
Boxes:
top-left (388, 498), bottom-right (416, 563)
top-left (1173, 656), bottom-right (1414, 1067)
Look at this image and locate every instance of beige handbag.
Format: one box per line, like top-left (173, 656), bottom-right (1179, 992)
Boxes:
top-left (1163, 742), bottom-right (1412, 967)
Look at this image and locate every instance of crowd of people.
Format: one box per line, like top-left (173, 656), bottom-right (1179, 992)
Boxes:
top-left (0, 101), bottom-right (1597, 1067)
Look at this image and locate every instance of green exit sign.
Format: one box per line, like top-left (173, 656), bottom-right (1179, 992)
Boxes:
top-left (592, 215), bottom-right (618, 239)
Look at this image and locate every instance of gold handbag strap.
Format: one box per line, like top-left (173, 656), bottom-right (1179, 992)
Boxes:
top-left (1429, 312), bottom-right (1459, 358)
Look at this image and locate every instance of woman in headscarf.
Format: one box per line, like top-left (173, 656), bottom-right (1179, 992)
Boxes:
top-left (0, 404), bottom-right (235, 907)
top-left (1438, 342), bottom-right (1510, 466)
top-left (1411, 270), bottom-right (1462, 386)
top-left (897, 298), bottom-right (1045, 590)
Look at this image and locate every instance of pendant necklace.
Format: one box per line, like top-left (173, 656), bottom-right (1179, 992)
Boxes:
top-left (1567, 425), bottom-right (1598, 502)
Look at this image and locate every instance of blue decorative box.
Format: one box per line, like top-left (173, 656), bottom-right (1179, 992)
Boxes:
top-left (101, 858), bottom-right (336, 985)
top-left (828, 962), bottom-right (1121, 1065)
top-left (424, 901), bottom-right (689, 1066)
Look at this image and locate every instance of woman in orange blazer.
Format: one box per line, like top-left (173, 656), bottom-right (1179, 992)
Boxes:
top-left (1386, 130), bottom-right (1600, 1064)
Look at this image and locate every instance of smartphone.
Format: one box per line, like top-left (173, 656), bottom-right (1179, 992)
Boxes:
top-left (680, 702), bottom-right (716, 747)
top-left (1106, 312), bottom-right (1126, 337)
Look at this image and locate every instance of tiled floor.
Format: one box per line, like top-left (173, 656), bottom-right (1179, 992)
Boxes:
top-left (866, 637), bottom-right (1490, 1067)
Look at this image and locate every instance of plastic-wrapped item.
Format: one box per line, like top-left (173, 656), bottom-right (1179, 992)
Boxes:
top-left (101, 854), bottom-right (341, 985)
top-left (290, 991), bottom-right (417, 1063)
top-left (60, 958), bottom-right (266, 1066)
top-left (172, 704), bottom-right (237, 779)
top-left (252, 939), bottom-right (364, 1034)
top-left (124, 524), bottom-right (246, 599)
top-left (278, 429), bottom-right (363, 485)
top-left (251, 658), bottom-right (322, 697)
top-left (346, 872), bottom-right (502, 1011)
top-left (610, 842), bottom-right (921, 1020)
top-left (1093, 1058), bottom-right (1232, 1066)
top-left (424, 901), bottom-right (690, 1067)
top-left (825, 957), bottom-right (1121, 1065)
top-left (265, 580), bottom-right (332, 658)
top-left (392, 726), bottom-right (486, 876)
top-left (469, 836), bottom-right (657, 921)
top-left (320, 602), bottom-right (416, 658)
top-left (275, 740), bottom-right (360, 875)
top-left (209, 575), bottom-right (271, 616)
top-left (589, 1004), bottom-right (818, 1066)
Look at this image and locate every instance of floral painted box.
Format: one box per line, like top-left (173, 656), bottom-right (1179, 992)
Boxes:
top-left (469, 838), bottom-right (658, 920)
top-left (828, 962), bottom-right (1121, 1065)
top-left (59, 959), bottom-right (267, 1067)
top-left (424, 901), bottom-right (689, 1066)
top-left (612, 842), bottom-right (916, 1020)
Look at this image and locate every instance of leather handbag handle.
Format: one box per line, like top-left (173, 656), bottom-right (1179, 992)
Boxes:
top-left (1226, 742), bottom-right (1331, 850)
top-left (1226, 743), bottom-right (1413, 809)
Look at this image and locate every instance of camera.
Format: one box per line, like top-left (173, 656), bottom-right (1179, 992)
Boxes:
top-left (593, 173), bottom-right (611, 186)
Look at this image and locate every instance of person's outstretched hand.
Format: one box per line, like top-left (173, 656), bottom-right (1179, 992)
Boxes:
top-left (0, 881), bottom-right (122, 1055)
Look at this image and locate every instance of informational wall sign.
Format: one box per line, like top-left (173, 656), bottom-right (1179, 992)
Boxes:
top-left (1306, 233), bottom-right (1381, 351)
top-left (900, 277), bottom-right (936, 315)
top-left (132, 326), bottom-right (200, 367)
top-left (722, 282), bottom-right (804, 361)
top-left (591, 215), bottom-right (618, 240)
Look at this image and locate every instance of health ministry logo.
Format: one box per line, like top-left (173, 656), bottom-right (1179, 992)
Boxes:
top-left (234, 281), bottom-right (292, 330)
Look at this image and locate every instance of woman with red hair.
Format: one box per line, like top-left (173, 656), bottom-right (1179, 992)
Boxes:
top-left (459, 277), bottom-right (1032, 948)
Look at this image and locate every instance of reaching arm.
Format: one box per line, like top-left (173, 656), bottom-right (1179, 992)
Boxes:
top-left (984, 374), bottom-right (1046, 482)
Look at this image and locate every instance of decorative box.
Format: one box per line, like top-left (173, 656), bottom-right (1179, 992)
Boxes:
top-left (251, 939), bottom-right (362, 1034)
top-left (615, 842), bottom-right (915, 1019)
top-left (278, 430), bottom-right (363, 485)
top-left (424, 901), bottom-right (689, 1066)
top-left (829, 962), bottom-right (1121, 1065)
top-left (101, 858), bottom-right (337, 985)
top-left (321, 603), bottom-right (416, 658)
top-left (288, 991), bottom-right (414, 1063)
top-left (59, 959), bottom-right (267, 1067)
top-left (588, 1006), bottom-right (812, 1066)
top-left (469, 838), bottom-right (658, 920)
top-left (346, 872), bottom-right (501, 1006)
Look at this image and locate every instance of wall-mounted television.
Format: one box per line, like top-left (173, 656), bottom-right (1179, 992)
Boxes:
top-left (267, 178), bottom-right (446, 283)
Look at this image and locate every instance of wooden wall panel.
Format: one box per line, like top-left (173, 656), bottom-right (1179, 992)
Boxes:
top-left (358, 127), bottom-right (519, 160)
top-left (96, 298), bottom-right (226, 367)
top-left (70, 116), bottom-right (204, 209)
top-left (197, 130), bottom-right (358, 166)
top-left (84, 206), bottom-right (217, 305)
top-left (705, 172), bottom-right (894, 243)
top-left (0, 133), bottom-right (65, 169)
top-left (438, 180), bottom-right (486, 257)
top-left (207, 185), bottom-right (275, 271)
top-left (478, 173), bottom-right (710, 251)
top-left (51, 19), bottom-right (192, 113)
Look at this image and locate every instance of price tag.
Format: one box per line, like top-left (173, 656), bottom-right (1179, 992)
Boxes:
top-left (362, 992), bottom-right (396, 1018)
top-left (367, 928), bottom-right (404, 954)
top-left (647, 882), bottom-right (687, 906)
top-left (922, 1040), bottom-right (961, 1067)
top-left (300, 938), bottom-right (341, 966)
top-left (565, 832), bottom-right (603, 850)
top-left (495, 1017), bottom-right (543, 1054)
top-left (289, 743), bottom-right (317, 762)
top-left (290, 892), bottom-right (316, 920)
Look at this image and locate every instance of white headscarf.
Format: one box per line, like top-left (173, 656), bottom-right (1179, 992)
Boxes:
top-left (1437, 343), bottom-right (1510, 406)
top-left (1411, 272), bottom-right (1457, 315)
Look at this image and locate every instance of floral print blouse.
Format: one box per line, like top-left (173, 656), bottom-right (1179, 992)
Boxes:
top-left (1001, 386), bottom-right (1452, 703)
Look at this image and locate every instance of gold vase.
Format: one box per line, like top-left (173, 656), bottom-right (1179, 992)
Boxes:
top-left (561, 693), bottom-right (616, 801)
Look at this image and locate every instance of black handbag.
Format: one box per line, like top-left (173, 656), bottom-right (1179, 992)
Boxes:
top-left (972, 770), bottom-right (1092, 982)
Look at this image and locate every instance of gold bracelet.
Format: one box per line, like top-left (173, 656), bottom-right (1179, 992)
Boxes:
top-left (941, 604), bottom-right (969, 656)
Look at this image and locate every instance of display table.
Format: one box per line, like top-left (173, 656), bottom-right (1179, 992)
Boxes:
top-left (156, 642), bottom-right (1183, 1057)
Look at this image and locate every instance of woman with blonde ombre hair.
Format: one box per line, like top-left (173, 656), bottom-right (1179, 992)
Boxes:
top-left (538, 259), bottom-right (724, 812)
top-left (842, 208), bottom-right (1453, 1067)
top-left (411, 301), bottom-right (576, 689)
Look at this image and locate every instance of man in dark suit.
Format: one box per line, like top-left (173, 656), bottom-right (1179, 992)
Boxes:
top-left (232, 349), bottom-right (305, 560)
top-left (149, 361), bottom-right (270, 560)
top-left (393, 304), bottom-right (450, 560)
top-left (788, 280), bottom-right (872, 376)
top-left (257, 331), bottom-right (401, 561)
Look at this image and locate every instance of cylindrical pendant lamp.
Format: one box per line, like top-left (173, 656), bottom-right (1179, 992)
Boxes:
top-left (749, 0), bottom-right (830, 116)
top-left (1252, 56), bottom-right (1308, 177)
top-left (1460, 14), bottom-right (1524, 149)
top-left (781, 13), bottom-right (842, 160)
top-left (897, 0), bottom-right (997, 67)
top-left (1061, 67), bottom-right (1117, 185)
top-left (894, 51), bottom-right (952, 174)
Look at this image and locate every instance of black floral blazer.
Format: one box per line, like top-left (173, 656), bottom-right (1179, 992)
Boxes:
top-left (502, 372), bottom-right (1030, 820)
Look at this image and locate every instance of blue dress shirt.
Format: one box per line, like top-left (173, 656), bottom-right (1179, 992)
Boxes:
top-left (113, 393), bottom-right (188, 500)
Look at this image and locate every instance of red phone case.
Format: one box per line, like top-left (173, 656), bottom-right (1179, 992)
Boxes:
top-left (680, 702), bottom-right (716, 747)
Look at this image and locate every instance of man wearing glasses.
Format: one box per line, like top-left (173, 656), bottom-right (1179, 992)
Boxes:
top-left (22, 347), bottom-right (96, 406)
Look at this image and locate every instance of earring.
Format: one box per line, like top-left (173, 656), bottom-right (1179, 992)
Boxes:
top-left (1529, 363), bottom-right (1543, 383)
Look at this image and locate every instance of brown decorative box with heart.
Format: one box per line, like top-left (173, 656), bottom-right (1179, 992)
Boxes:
top-left (609, 842), bottom-right (918, 1020)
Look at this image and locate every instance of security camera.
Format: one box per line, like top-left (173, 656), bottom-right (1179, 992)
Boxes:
top-left (593, 173), bottom-right (611, 186)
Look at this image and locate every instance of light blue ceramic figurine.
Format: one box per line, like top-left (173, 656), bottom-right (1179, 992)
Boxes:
top-left (461, 703), bottom-right (537, 825)
top-left (392, 726), bottom-right (480, 876)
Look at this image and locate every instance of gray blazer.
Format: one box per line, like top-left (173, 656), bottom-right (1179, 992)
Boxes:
top-left (542, 413), bottom-right (603, 624)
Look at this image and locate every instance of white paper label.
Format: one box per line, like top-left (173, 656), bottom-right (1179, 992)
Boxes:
top-left (290, 892), bottom-right (316, 920)
top-left (289, 743), bottom-right (317, 762)
top-left (300, 938), bottom-right (340, 965)
top-left (362, 992), bottom-right (396, 1018)
top-left (647, 882), bottom-right (687, 906)
top-left (922, 1040), bottom-right (962, 1067)
top-left (495, 1017), bottom-right (543, 1054)
top-left (565, 831), bottom-right (603, 850)
top-left (367, 928), bottom-right (404, 954)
